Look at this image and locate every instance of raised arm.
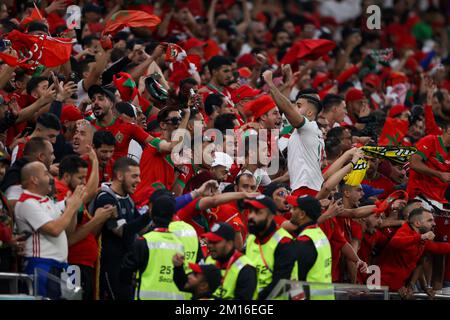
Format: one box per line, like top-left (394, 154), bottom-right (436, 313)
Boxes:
top-left (198, 192), bottom-right (257, 211)
top-left (15, 84), bottom-right (56, 123)
top-left (39, 186), bottom-right (85, 237)
top-left (83, 146), bottom-right (100, 204)
top-left (82, 47), bottom-right (109, 91)
top-left (263, 70), bottom-right (305, 128)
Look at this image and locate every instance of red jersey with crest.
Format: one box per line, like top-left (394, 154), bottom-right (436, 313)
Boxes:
top-left (91, 117), bottom-right (150, 161)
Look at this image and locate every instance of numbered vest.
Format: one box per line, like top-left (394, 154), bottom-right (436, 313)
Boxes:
top-left (205, 255), bottom-right (256, 300)
top-left (137, 231), bottom-right (185, 300)
top-left (245, 228), bottom-right (298, 296)
top-left (299, 227), bottom-right (334, 300)
top-left (169, 220), bottom-right (199, 300)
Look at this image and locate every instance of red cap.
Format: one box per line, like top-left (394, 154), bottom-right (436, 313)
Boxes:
top-left (388, 105), bottom-right (408, 118)
top-left (231, 85), bottom-right (261, 104)
top-left (312, 72), bottom-right (330, 88)
top-left (61, 105), bottom-right (83, 123)
top-left (345, 88), bottom-right (365, 103)
top-left (243, 95), bottom-right (276, 120)
top-left (243, 199), bottom-right (267, 210)
top-left (201, 232), bottom-right (224, 243)
top-left (386, 72), bottom-right (409, 86)
top-left (182, 38), bottom-right (207, 52)
top-left (238, 67), bottom-right (252, 79)
top-left (363, 74), bottom-right (381, 89)
top-left (285, 195), bottom-right (299, 207)
top-left (237, 53), bottom-right (256, 68)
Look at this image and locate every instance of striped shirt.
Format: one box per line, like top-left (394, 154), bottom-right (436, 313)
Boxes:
top-left (15, 190), bottom-right (67, 263)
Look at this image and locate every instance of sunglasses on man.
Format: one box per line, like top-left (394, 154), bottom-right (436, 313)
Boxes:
top-left (165, 117), bottom-right (182, 125)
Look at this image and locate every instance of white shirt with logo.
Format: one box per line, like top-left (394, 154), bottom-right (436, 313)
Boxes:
top-left (287, 117), bottom-right (325, 192)
top-left (15, 190), bottom-right (68, 263)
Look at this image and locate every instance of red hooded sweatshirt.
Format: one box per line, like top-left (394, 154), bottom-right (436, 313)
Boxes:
top-left (378, 223), bottom-right (450, 291)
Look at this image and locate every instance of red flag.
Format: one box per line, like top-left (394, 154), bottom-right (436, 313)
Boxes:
top-left (0, 51), bottom-right (35, 70)
top-left (281, 39), bottom-right (336, 65)
top-left (6, 30), bottom-right (73, 68)
top-left (0, 52), bottom-right (20, 67)
top-left (20, 3), bottom-right (45, 28)
top-left (164, 43), bottom-right (187, 63)
top-left (103, 10), bottom-right (161, 36)
top-left (378, 117), bottom-right (409, 146)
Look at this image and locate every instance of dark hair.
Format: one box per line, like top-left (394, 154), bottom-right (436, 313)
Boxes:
top-left (295, 88), bottom-right (319, 101)
top-left (26, 76), bottom-right (48, 95)
top-left (37, 113), bottom-right (61, 131)
top-left (322, 94), bottom-right (344, 112)
top-left (204, 94), bottom-right (224, 116)
top-left (207, 55), bottom-right (232, 73)
top-left (0, 18), bottom-right (19, 33)
top-left (327, 127), bottom-right (347, 141)
top-left (93, 130), bottom-right (116, 148)
top-left (325, 138), bottom-right (342, 160)
top-left (179, 77), bottom-right (198, 88)
top-left (26, 21), bottom-right (49, 34)
top-left (110, 48), bottom-right (126, 63)
top-left (296, 94), bottom-right (323, 115)
top-left (23, 137), bottom-right (49, 158)
top-left (214, 113), bottom-right (236, 133)
top-left (113, 157), bottom-right (139, 178)
top-left (263, 182), bottom-right (289, 198)
top-left (157, 107), bottom-right (179, 124)
top-left (235, 172), bottom-right (255, 186)
top-left (58, 155), bottom-right (88, 179)
top-left (82, 35), bottom-right (100, 48)
top-left (78, 55), bottom-right (96, 75)
top-left (408, 207), bottom-right (428, 224)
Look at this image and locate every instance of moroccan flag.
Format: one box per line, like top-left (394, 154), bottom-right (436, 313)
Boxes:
top-left (281, 39), bottom-right (336, 65)
top-left (6, 30), bottom-right (73, 68)
top-left (20, 3), bottom-right (45, 28)
top-left (103, 10), bottom-right (161, 36)
top-left (378, 117), bottom-right (409, 146)
top-left (113, 72), bottom-right (138, 102)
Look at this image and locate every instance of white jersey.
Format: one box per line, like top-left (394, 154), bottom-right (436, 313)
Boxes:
top-left (287, 117), bottom-right (325, 192)
top-left (15, 190), bottom-right (68, 263)
top-left (128, 139), bottom-right (143, 164)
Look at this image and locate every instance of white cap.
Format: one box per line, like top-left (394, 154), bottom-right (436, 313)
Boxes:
top-left (211, 152), bottom-right (234, 170)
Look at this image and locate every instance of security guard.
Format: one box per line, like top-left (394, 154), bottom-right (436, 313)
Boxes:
top-left (244, 195), bottom-right (298, 300)
top-left (286, 195), bottom-right (334, 300)
top-left (202, 222), bottom-right (257, 299)
top-left (150, 189), bottom-right (200, 267)
top-left (121, 194), bottom-right (185, 300)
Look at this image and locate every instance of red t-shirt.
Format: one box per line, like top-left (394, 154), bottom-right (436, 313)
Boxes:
top-left (176, 199), bottom-right (245, 238)
top-left (54, 179), bottom-right (98, 268)
top-left (358, 229), bottom-right (389, 265)
top-left (135, 138), bottom-right (175, 199)
top-left (320, 216), bottom-right (348, 282)
top-left (91, 117), bottom-right (150, 161)
top-left (407, 135), bottom-right (450, 202)
top-left (83, 154), bottom-right (113, 186)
